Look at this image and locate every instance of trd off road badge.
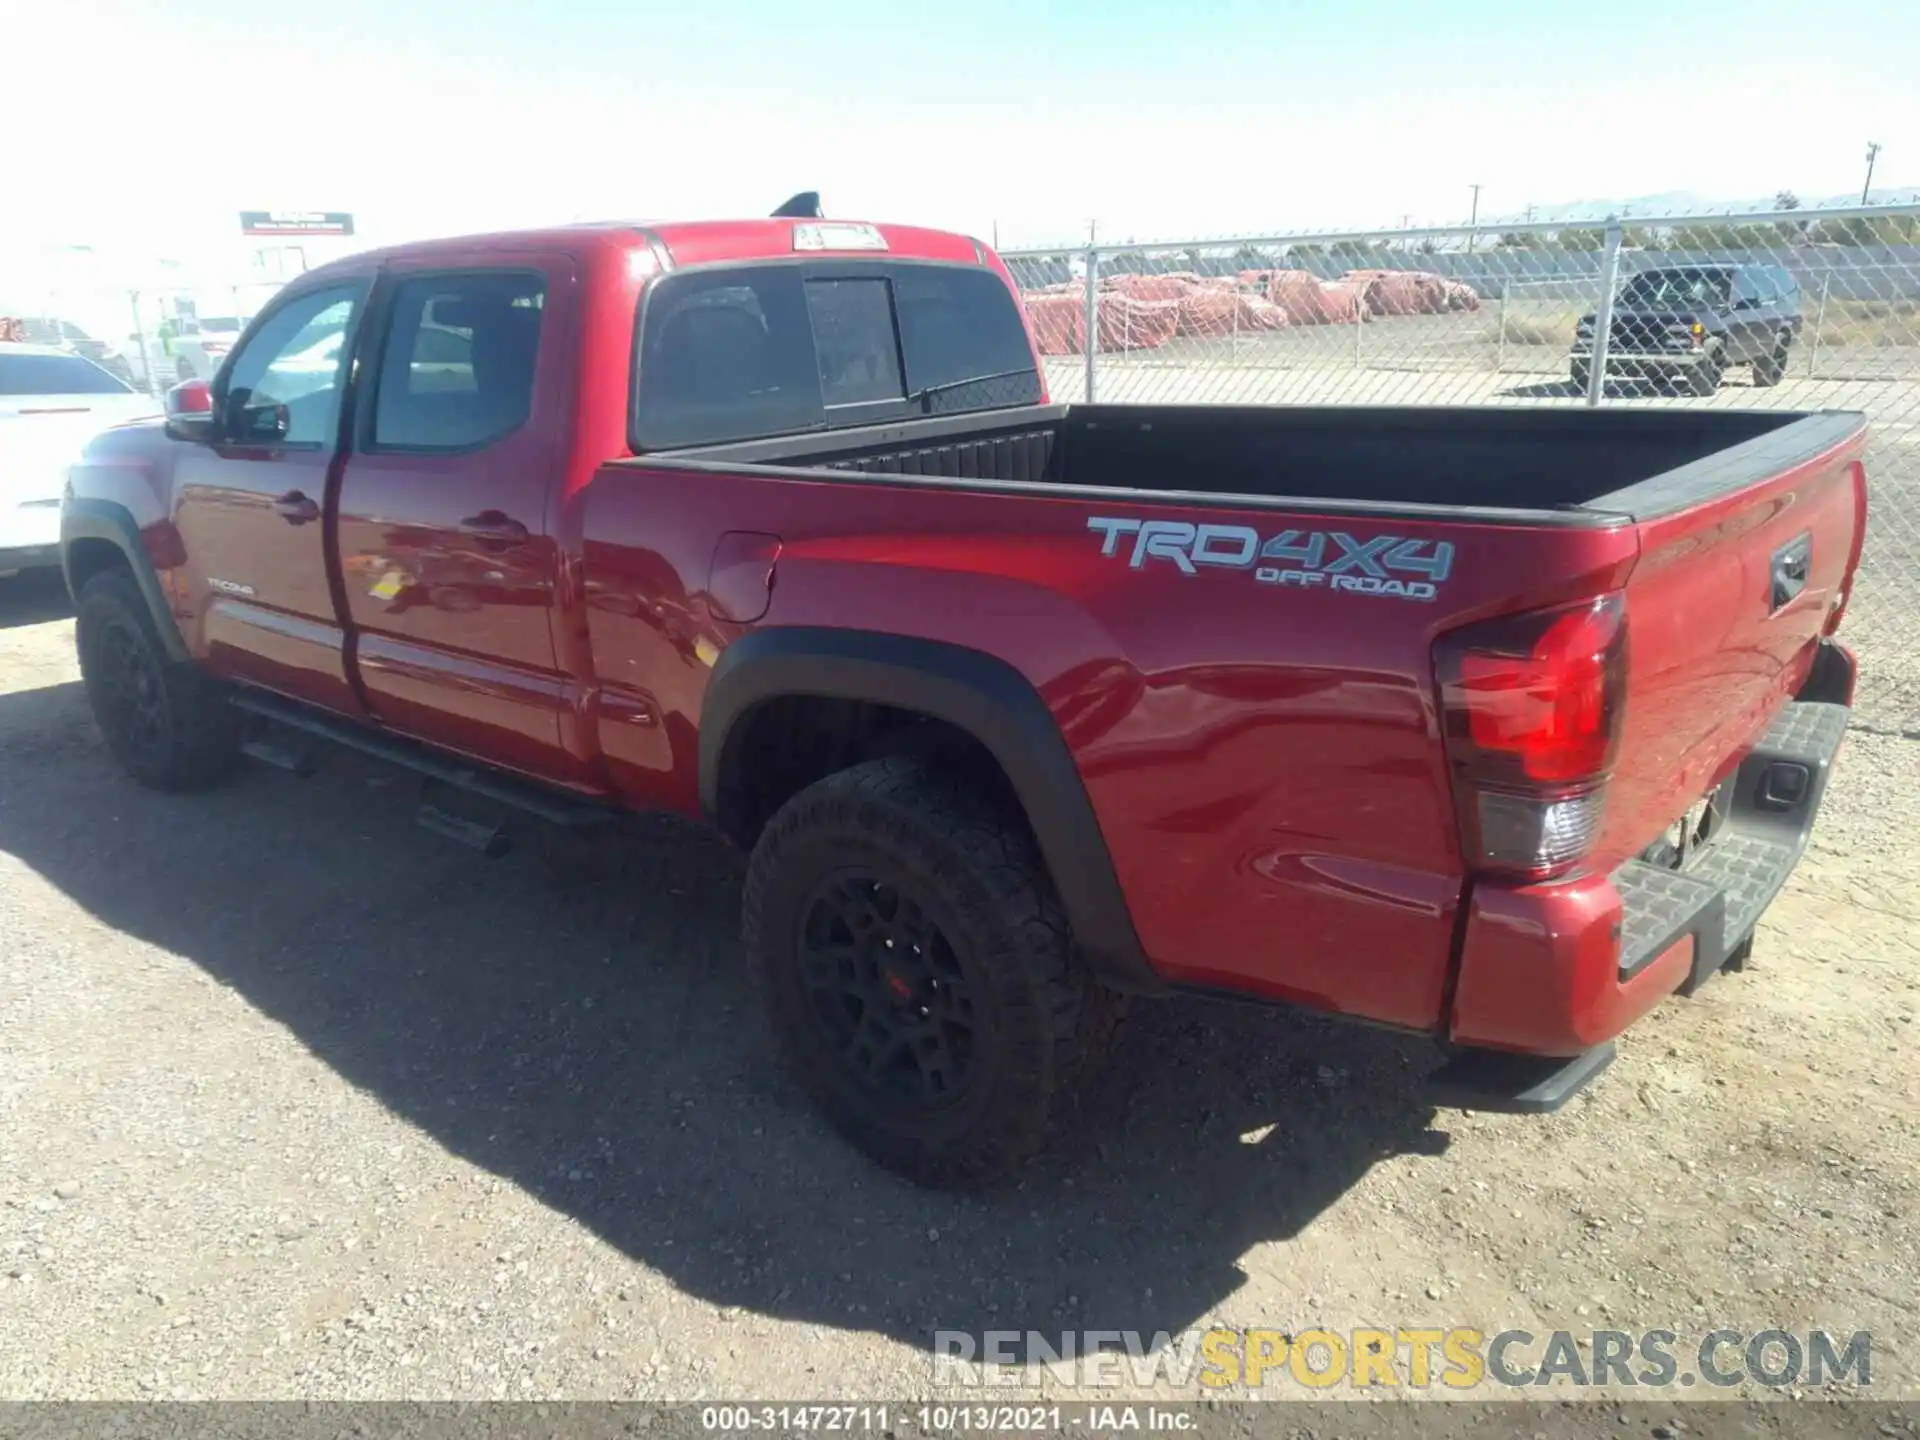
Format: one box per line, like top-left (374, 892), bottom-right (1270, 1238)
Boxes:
top-left (1086, 516), bottom-right (1454, 602)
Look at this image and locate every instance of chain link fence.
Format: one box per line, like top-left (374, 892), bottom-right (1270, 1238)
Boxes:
top-left (1004, 204), bottom-right (1920, 729)
top-left (10, 217), bottom-right (1915, 726)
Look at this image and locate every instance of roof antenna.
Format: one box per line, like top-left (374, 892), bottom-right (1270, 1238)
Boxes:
top-left (772, 191), bottom-right (823, 219)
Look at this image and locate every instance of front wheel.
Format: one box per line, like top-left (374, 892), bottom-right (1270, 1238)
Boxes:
top-left (76, 570), bottom-right (240, 789)
top-left (1686, 355), bottom-right (1724, 396)
top-left (743, 757), bottom-right (1120, 1187)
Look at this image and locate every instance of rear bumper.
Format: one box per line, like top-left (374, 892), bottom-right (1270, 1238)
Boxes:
top-left (0, 498), bottom-right (63, 574)
top-left (1448, 695), bottom-right (1848, 1057)
top-left (1, 497), bottom-right (64, 560)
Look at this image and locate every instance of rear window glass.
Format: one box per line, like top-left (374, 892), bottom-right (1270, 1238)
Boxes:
top-left (633, 261), bottom-right (1038, 450)
top-left (1619, 269), bottom-right (1732, 310)
top-left (806, 279), bottom-right (903, 406)
top-left (0, 353), bottom-right (132, 395)
top-left (894, 267), bottom-right (1040, 403)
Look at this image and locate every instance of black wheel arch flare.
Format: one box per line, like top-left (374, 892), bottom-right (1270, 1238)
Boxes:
top-left (60, 499), bottom-right (189, 663)
top-left (700, 627), bottom-right (1167, 995)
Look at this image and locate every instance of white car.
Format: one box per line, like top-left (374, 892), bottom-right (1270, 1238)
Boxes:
top-left (0, 344), bottom-right (158, 578)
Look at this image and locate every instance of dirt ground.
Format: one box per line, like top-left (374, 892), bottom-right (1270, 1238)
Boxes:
top-left (1, 570), bottom-right (1916, 1405)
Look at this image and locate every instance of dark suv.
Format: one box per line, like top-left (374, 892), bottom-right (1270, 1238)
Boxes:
top-left (1571, 264), bottom-right (1802, 395)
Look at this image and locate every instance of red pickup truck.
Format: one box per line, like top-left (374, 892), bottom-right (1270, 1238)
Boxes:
top-left (61, 210), bottom-right (1868, 1186)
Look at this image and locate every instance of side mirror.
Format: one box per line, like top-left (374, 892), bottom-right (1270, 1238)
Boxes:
top-left (163, 379), bottom-right (217, 443)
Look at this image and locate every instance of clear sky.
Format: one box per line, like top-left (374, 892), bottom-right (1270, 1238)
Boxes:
top-left (11, 0), bottom-right (1918, 265)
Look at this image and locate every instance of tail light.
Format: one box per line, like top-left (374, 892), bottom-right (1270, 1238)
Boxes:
top-left (201, 339), bottom-right (233, 357)
top-left (1434, 593), bottom-right (1627, 880)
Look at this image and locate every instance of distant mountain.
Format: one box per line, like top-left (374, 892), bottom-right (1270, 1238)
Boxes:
top-left (1490, 186), bottom-right (1920, 226)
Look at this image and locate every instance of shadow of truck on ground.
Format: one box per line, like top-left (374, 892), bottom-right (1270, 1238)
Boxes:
top-left (0, 676), bottom-right (1451, 1355)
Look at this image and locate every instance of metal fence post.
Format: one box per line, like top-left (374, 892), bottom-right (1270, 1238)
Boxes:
top-left (1809, 274), bottom-right (1830, 378)
top-left (1082, 243), bottom-right (1099, 402)
top-left (1354, 303), bottom-right (1364, 370)
top-left (1585, 218), bottom-right (1624, 406)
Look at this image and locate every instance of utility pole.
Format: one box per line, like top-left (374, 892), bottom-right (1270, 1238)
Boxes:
top-left (1863, 143), bottom-right (1882, 203)
top-left (1468, 184), bottom-right (1482, 252)
top-left (1524, 203), bottom-right (1535, 224)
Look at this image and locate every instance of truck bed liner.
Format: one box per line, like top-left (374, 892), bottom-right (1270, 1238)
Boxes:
top-left (637, 403), bottom-right (1857, 525)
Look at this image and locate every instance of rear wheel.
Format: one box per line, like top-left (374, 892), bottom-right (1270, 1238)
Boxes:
top-left (76, 570), bottom-right (240, 789)
top-left (1570, 360), bottom-right (1591, 392)
top-left (1686, 354), bottom-right (1724, 396)
top-left (1752, 332), bottom-right (1791, 387)
top-left (743, 757), bottom-right (1120, 1187)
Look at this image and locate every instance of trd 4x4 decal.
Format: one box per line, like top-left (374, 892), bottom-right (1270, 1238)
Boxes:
top-left (1085, 517), bottom-right (1454, 602)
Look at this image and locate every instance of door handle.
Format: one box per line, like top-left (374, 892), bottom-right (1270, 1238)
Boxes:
top-left (272, 490), bottom-right (320, 525)
top-left (459, 511), bottom-right (531, 548)
top-left (1770, 531), bottom-right (1811, 612)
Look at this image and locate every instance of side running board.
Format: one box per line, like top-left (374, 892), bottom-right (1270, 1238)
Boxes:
top-left (230, 689), bottom-right (616, 832)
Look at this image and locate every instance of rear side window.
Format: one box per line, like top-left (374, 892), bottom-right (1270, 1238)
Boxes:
top-left (633, 261), bottom-right (1039, 450)
top-left (371, 272), bottom-right (545, 450)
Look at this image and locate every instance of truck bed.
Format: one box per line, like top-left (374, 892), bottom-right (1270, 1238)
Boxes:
top-left (590, 399), bottom-right (1866, 1034)
top-left (647, 402), bottom-right (1854, 521)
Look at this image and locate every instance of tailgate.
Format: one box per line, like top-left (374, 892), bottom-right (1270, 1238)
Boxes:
top-left (1593, 412), bottom-right (1867, 871)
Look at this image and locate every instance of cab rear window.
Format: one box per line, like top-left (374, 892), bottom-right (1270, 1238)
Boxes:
top-left (632, 261), bottom-right (1038, 450)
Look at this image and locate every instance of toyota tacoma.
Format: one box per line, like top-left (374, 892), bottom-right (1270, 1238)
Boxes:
top-left (62, 209), bottom-right (1867, 1185)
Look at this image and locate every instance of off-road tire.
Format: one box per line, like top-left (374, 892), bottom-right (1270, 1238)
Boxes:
top-left (76, 570), bottom-right (240, 790)
top-left (743, 756), bottom-right (1120, 1187)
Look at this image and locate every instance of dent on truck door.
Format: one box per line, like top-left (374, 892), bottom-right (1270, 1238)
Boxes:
top-left (333, 260), bottom-right (573, 779)
top-left (172, 280), bottom-right (369, 712)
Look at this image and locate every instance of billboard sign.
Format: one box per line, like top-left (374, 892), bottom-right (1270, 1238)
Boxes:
top-left (239, 211), bottom-right (355, 237)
